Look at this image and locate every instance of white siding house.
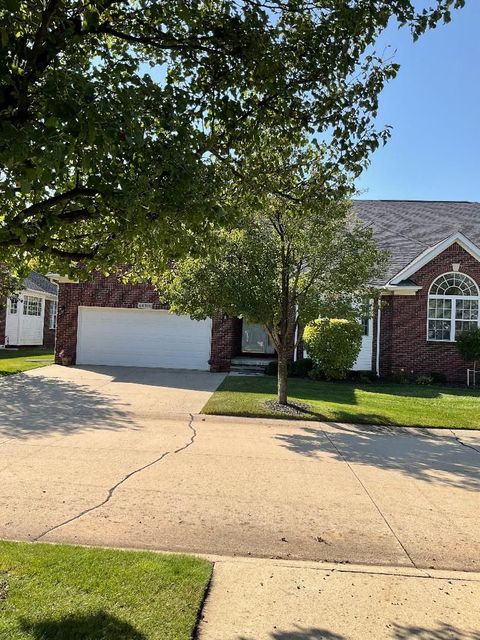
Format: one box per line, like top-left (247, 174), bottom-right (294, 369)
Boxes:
top-left (3, 273), bottom-right (58, 347)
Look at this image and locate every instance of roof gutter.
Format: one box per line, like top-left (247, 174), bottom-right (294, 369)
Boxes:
top-left (46, 273), bottom-right (79, 284)
top-left (382, 284), bottom-right (422, 296)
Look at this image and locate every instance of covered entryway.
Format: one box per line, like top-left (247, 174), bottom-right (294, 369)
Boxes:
top-left (76, 307), bottom-right (212, 370)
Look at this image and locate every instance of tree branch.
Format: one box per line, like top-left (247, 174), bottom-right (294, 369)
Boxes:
top-left (10, 187), bottom-right (99, 225)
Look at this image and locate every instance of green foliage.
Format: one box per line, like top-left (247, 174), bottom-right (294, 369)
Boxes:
top-left (456, 329), bottom-right (480, 364)
top-left (164, 195), bottom-right (385, 328)
top-left (0, 263), bottom-right (28, 307)
top-left (264, 361), bottom-right (278, 377)
top-left (430, 371), bottom-right (448, 384)
top-left (388, 368), bottom-right (413, 384)
top-left (416, 374), bottom-right (434, 385)
top-left (304, 318), bottom-right (363, 380)
top-left (289, 358), bottom-right (314, 378)
top-left (0, 0), bottom-right (464, 274)
top-left (264, 358), bottom-right (314, 378)
top-left (162, 146), bottom-right (385, 404)
top-left (347, 370), bottom-right (377, 383)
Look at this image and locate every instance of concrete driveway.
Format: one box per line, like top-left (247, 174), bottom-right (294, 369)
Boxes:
top-left (1, 365), bottom-right (479, 572)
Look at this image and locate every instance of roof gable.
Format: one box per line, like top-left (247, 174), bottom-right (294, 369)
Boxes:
top-left (389, 233), bottom-right (480, 285)
top-left (22, 272), bottom-right (58, 297)
top-left (354, 200), bottom-right (480, 285)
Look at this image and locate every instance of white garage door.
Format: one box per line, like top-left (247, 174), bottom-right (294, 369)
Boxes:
top-left (76, 307), bottom-right (212, 370)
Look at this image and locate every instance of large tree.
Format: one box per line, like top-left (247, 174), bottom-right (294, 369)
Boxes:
top-left (162, 139), bottom-right (386, 404)
top-left (0, 0), bottom-right (463, 274)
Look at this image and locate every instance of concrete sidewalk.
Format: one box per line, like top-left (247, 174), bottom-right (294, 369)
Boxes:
top-left (198, 556), bottom-right (480, 639)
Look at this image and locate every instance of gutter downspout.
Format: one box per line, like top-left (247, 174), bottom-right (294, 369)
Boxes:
top-left (376, 299), bottom-right (382, 377)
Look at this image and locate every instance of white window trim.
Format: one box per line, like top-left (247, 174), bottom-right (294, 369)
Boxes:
top-left (22, 295), bottom-right (43, 317)
top-left (49, 300), bottom-right (58, 329)
top-left (8, 297), bottom-right (18, 315)
top-left (427, 272), bottom-right (480, 343)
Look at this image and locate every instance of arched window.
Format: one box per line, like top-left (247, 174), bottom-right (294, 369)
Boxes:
top-left (428, 273), bottom-right (479, 342)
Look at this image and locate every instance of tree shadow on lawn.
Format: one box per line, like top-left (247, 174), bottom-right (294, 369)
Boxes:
top-left (0, 375), bottom-right (133, 439)
top-left (20, 611), bottom-right (145, 639)
top-left (275, 424), bottom-right (480, 491)
top-left (358, 383), bottom-right (480, 399)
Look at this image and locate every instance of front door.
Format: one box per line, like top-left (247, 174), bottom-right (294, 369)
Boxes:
top-left (242, 322), bottom-right (275, 354)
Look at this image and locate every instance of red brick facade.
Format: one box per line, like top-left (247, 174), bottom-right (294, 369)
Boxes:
top-left (210, 315), bottom-right (242, 371)
top-left (56, 244), bottom-right (480, 381)
top-left (55, 273), bottom-right (238, 371)
top-left (43, 300), bottom-right (56, 350)
top-left (376, 243), bottom-right (480, 382)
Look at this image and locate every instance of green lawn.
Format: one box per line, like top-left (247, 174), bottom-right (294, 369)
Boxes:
top-left (0, 348), bottom-right (54, 375)
top-left (0, 541), bottom-right (212, 640)
top-left (203, 375), bottom-right (480, 429)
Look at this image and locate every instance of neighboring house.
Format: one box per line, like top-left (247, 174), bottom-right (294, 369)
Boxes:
top-left (54, 201), bottom-right (480, 382)
top-left (0, 273), bottom-right (58, 349)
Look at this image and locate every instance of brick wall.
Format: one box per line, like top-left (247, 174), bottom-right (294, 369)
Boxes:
top-left (378, 243), bottom-right (480, 382)
top-left (55, 273), bottom-right (236, 370)
top-left (43, 300), bottom-right (56, 349)
top-left (209, 315), bottom-right (241, 371)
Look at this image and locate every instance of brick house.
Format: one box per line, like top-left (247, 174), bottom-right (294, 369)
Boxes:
top-left (53, 200), bottom-right (480, 382)
top-left (1, 272), bottom-right (58, 349)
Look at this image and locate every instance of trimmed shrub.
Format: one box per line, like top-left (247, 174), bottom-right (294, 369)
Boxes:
top-left (289, 358), bottom-right (314, 378)
top-left (389, 368), bottom-right (413, 384)
top-left (264, 360), bottom-right (278, 376)
top-left (347, 370), bottom-right (377, 383)
top-left (264, 358), bottom-right (314, 378)
top-left (430, 371), bottom-right (447, 384)
top-left (304, 319), bottom-right (363, 380)
top-left (416, 374), bottom-right (434, 385)
top-left (456, 328), bottom-right (480, 365)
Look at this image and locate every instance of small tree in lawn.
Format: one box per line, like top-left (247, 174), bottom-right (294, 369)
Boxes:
top-left (456, 329), bottom-right (480, 384)
top-left (162, 140), bottom-right (386, 405)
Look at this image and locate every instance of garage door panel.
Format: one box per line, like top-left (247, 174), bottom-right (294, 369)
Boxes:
top-left (76, 307), bottom-right (211, 370)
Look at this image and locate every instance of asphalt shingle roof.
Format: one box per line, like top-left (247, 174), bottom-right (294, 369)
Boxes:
top-left (353, 200), bottom-right (480, 284)
top-left (23, 272), bottom-right (58, 296)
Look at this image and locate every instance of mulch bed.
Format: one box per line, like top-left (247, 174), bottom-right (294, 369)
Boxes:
top-left (264, 399), bottom-right (311, 415)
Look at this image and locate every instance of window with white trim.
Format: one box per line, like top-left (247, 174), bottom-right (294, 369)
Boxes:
top-left (49, 300), bottom-right (58, 329)
top-left (8, 297), bottom-right (18, 314)
top-left (361, 316), bottom-right (369, 336)
top-left (427, 273), bottom-right (479, 342)
top-left (23, 296), bottom-right (42, 317)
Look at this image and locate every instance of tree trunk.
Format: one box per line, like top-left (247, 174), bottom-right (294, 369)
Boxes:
top-left (277, 346), bottom-right (289, 405)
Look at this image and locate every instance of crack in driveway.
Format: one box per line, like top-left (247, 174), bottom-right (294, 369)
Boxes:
top-left (449, 429), bottom-right (480, 455)
top-left (33, 413), bottom-right (197, 542)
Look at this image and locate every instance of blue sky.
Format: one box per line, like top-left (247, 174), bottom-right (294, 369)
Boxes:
top-left (355, 2), bottom-right (480, 202)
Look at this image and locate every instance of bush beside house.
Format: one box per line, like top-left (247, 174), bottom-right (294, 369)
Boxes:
top-left (304, 319), bottom-right (363, 380)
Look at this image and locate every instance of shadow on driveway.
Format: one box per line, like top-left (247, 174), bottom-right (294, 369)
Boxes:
top-left (275, 424), bottom-right (480, 491)
top-left (0, 374), bottom-right (132, 439)
top-left (239, 622), bottom-right (480, 639)
top-left (72, 365), bottom-right (225, 393)
top-left (390, 622), bottom-right (480, 639)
